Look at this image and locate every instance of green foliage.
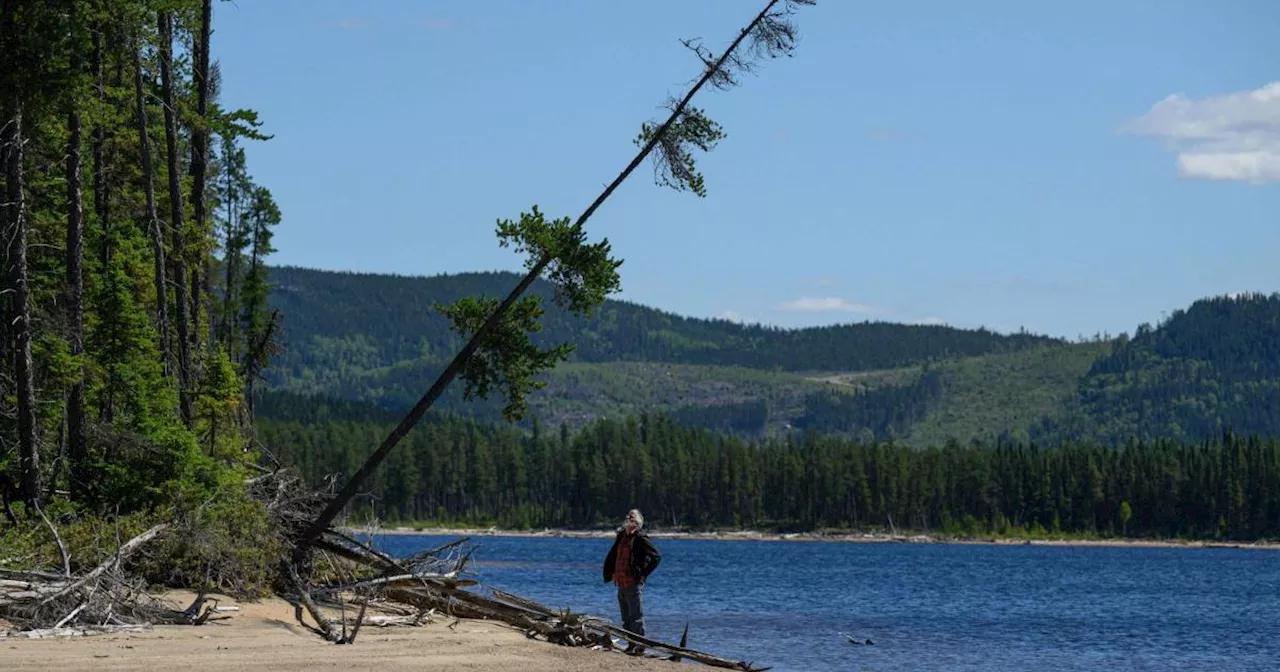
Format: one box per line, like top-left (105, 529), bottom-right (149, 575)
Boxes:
top-left (195, 346), bottom-right (249, 458)
top-left (258, 397), bottom-right (1280, 542)
top-left (438, 295), bottom-right (572, 422)
top-left (141, 486), bottom-right (285, 598)
top-left (0, 506), bottom-right (158, 575)
top-left (795, 370), bottom-right (945, 439)
top-left (495, 206), bottom-right (623, 316)
top-left (438, 206), bottom-right (623, 422)
top-left (0, 0), bottom-right (283, 596)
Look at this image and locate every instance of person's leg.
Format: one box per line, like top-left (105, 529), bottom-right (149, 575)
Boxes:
top-left (617, 588), bottom-right (634, 632)
top-left (628, 585), bottom-right (646, 638)
top-left (620, 584), bottom-right (646, 654)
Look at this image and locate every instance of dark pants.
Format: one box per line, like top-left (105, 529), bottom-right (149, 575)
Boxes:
top-left (616, 583), bottom-right (645, 637)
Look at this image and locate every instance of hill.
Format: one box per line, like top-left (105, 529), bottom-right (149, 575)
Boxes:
top-left (262, 266), bottom-right (1279, 446)
top-left (264, 266), bottom-right (1065, 440)
top-left (1035, 292), bottom-right (1280, 444)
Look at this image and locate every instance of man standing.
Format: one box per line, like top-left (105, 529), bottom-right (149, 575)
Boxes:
top-left (602, 508), bottom-right (661, 653)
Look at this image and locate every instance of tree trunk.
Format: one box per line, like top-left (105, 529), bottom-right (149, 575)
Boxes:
top-left (4, 107), bottom-right (40, 506)
top-left (221, 162), bottom-right (236, 355)
top-left (66, 18), bottom-right (88, 500)
top-left (91, 24), bottom-right (110, 269)
top-left (188, 0), bottom-right (211, 353)
top-left (158, 10), bottom-right (192, 427)
top-left (132, 33), bottom-right (170, 374)
top-left (298, 0), bottom-right (794, 545)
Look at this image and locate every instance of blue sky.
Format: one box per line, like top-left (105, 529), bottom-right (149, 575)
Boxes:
top-left (212, 0), bottom-right (1279, 339)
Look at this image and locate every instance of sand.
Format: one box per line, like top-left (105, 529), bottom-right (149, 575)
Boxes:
top-left (0, 591), bottom-right (670, 671)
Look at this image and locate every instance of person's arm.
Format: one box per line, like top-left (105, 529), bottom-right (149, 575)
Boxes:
top-left (639, 536), bottom-right (661, 577)
top-left (603, 538), bottom-right (618, 582)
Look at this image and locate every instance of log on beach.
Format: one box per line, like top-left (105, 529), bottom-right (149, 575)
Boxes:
top-left (286, 530), bottom-right (770, 671)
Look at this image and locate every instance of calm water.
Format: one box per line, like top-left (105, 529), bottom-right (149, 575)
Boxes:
top-left (372, 534), bottom-right (1280, 672)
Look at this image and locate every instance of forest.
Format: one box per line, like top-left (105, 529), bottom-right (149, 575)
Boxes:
top-left (265, 266), bottom-right (1057, 377)
top-left (1, 0), bottom-right (278, 549)
top-left (264, 264), bottom-right (1280, 447)
top-left (258, 391), bottom-right (1280, 542)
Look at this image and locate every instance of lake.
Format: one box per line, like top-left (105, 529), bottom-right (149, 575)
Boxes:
top-left (371, 534), bottom-right (1280, 672)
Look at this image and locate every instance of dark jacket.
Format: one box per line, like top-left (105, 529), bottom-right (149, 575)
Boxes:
top-left (603, 529), bottom-right (661, 585)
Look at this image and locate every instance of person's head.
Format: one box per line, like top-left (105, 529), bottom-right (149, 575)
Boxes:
top-left (623, 508), bottom-right (644, 533)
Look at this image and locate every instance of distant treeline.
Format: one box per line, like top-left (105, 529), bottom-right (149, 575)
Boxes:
top-left (256, 392), bottom-right (1280, 541)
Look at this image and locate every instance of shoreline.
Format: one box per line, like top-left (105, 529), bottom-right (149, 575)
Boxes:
top-left (1, 590), bottom-right (669, 671)
top-left (340, 525), bottom-right (1280, 550)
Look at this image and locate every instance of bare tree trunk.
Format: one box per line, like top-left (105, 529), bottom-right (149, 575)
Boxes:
top-left (132, 33), bottom-right (170, 375)
top-left (158, 10), bottom-right (192, 427)
top-left (188, 0), bottom-right (212, 356)
top-left (66, 17), bottom-right (88, 500)
top-left (4, 107), bottom-right (40, 506)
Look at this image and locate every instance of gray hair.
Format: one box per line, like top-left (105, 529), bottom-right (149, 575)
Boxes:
top-left (628, 508), bottom-right (644, 528)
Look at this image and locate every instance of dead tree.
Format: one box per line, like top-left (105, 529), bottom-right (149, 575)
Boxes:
top-left (4, 107), bottom-right (40, 507)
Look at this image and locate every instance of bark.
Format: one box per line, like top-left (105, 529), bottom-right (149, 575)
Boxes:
top-left (132, 33), bottom-right (170, 374)
top-left (158, 10), bottom-right (193, 427)
top-left (92, 23), bottom-right (110, 268)
top-left (221, 169), bottom-right (237, 356)
top-left (65, 13), bottom-right (87, 500)
top-left (188, 0), bottom-right (211, 350)
top-left (299, 0), bottom-right (792, 545)
top-left (4, 107), bottom-right (40, 506)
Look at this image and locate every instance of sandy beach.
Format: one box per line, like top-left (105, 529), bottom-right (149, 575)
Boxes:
top-left (0, 591), bottom-right (669, 671)
top-left (349, 525), bottom-right (1280, 550)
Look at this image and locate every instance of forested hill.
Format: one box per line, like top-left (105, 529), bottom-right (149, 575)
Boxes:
top-left (262, 266), bottom-right (1279, 446)
top-left (1037, 292), bottom-right (1280, 444)
top-left (265, 266), bottom-right (1056, 374)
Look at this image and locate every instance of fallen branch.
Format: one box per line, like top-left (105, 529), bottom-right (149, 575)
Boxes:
top-left (286, 560), bottom-right (342, 642)
top-left (38, 523), bottom-right (168, 607)
top-left (0, 623), bottom-right (153, 638)
top-left (33, 503), bottom-right (70, 577)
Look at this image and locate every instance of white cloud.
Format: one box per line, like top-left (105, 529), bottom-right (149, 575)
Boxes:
top-left (774, 297), bottom-right (882, 314)
top-left (1124, 81), bottom-right (1280, 184)
top-left (718, 310), bottom-right (743, 323)
top-left (912, 316), bottom-right (948, 326)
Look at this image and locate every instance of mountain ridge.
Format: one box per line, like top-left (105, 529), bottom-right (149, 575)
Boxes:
top-left (262, 265), bottom-right (1279, 446)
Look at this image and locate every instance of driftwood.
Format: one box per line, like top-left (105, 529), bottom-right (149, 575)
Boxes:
top-left (0, 623), bottom-right (153, 638)
top-left (284, 527), bottom-right (769, 671)
top-left (3, 468), bottom-right (767, 669)
top-left (0, 522), bottom-right (225, 634)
